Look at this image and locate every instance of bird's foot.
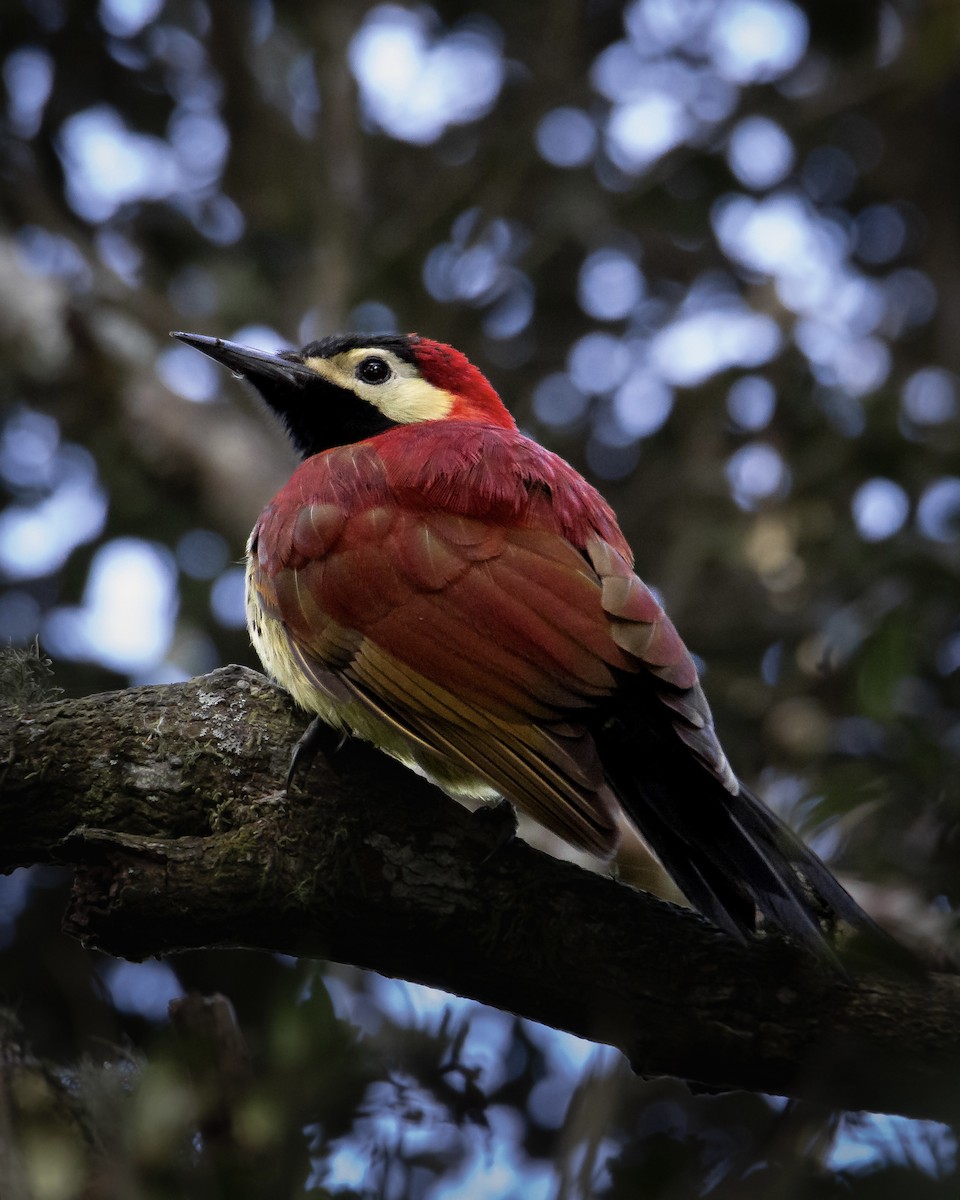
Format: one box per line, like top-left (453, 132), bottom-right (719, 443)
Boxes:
top-left (285, 718), bottom-right (347, 793)
top-left (472, 798), bottom-right (518, 863)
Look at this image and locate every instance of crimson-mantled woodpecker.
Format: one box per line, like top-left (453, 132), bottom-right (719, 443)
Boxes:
top-left (174, 329), bottom-right (895, 963)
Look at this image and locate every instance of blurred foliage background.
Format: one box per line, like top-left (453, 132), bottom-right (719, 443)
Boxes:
top-left (1, 0), bottom-right (959, 1195)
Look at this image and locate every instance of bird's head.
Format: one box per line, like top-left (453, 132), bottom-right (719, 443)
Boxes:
top-left (172, 330), bottom-right (515, 459)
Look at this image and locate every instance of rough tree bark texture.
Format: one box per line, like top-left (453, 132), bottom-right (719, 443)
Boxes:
top-left (1, 665), bottom-right (958, 1122)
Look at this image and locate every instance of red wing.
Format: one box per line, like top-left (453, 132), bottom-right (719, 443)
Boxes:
top-left (250, 497), bottom-right (735, 855)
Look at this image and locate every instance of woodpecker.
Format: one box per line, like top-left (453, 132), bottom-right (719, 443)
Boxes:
top-left (173, 329), bottom-right (897, 963)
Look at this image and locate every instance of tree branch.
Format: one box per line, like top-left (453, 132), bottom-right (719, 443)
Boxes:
top-left (2, 666), bottom-right (958, 1121)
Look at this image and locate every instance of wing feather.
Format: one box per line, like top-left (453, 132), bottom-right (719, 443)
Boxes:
top-left (352, 654), bottom-right (618, 854)
top-left (251, 476), bottom-right (734, 857)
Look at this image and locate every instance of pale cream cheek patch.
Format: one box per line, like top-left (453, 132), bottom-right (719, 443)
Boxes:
top-left (302, 351), bottom-right (455, 424)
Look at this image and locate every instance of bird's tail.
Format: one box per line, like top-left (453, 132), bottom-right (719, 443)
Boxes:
top-left (594, 705), bottom-right (912, 970)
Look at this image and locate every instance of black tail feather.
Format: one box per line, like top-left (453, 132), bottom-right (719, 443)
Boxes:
top-left (611, 767), bottom-right (839, 961)
top-left (593, 697), bottom-right (915, 970)
top-left (724, 783), bottom-right (918, 970)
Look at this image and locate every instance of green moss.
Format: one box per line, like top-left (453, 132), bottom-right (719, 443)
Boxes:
top-left (0, 644), bottom-right (63, 712)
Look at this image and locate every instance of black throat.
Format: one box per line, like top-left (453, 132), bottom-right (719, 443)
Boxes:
top-left (252, 373), bottom-right (400, 460)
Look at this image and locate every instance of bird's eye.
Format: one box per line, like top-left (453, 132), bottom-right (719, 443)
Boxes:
top-left (356, 356), bottom-right (392, 385)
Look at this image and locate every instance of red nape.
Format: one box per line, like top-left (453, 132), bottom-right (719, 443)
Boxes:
top-left (409, 337), bottom-right (516, 428)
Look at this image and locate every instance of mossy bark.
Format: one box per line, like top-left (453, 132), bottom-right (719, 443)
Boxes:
top-left (2, 665), bottom-right (959, 1121)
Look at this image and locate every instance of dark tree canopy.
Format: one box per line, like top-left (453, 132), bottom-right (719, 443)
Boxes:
top-left (0, 0), bottom-right (959, 1196)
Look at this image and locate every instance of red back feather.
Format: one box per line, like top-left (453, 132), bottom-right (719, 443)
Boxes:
top-left (261, 421), bottom-right (631, 567)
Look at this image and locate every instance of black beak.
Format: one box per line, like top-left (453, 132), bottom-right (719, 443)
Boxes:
top-left (171, 332), bottom-right (316, 387)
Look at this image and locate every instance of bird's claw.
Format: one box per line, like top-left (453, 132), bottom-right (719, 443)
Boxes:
top-left (472, 798), bottom-right (518, 863)
top-left (285, 718), bottom-right (347, 793)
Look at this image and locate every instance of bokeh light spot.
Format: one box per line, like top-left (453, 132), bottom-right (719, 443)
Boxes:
top-left (59, 105), bottom-right (181, 221)
top-left (42, 539), bottom-right (178, 673)
top-left (349, 5), bottom-right (504, 145)
top-left (613, 373), bottom-right (674, 437)
top-left (726, 375), bottom-right (775, 430)
top-left (901, 367), bottom-right (957, 426)
top-left (532, 374), bottom-right (590, 428)
top-left (176, 529), bottom-right (230, 580)
top-left (348, 300), bottom-right (399, 332)
top-left (855, 203), bottom-right (906, 265)
top-left (727, 115), bottom-right (794, 189)
top-left (606, 92), bottom-right (692, 172)
top-left (100, 958), bottom-right (184, 1020)
top-left (99, 0), bottom-right (163, 39)
top-left (567, 333), bottom-right (631, 394)
top-left (725, 441), bottom-right (788, 509)
top-left (578, 249), bottom-right (644, 321)
top-left (211, 565), bottom-right (248, 628)
top-left (0, 408), bottom-right (60, 490)
top-left (917, 477), bottom-right (960, 543)
top-left (156, 344), bottom-right (220, 402)
top-left (710, 0), bottom-right (808, 84)
top-left (0, 446), bottom-right (106, 580)
top-left (535, 107), bottom-right (596, 168)
top-left (851, 478), bottom-right (909, 541)
top-left (4, 46), bottom-right (54, 137)
top-left (652, 307), bottom-right (781, 387)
